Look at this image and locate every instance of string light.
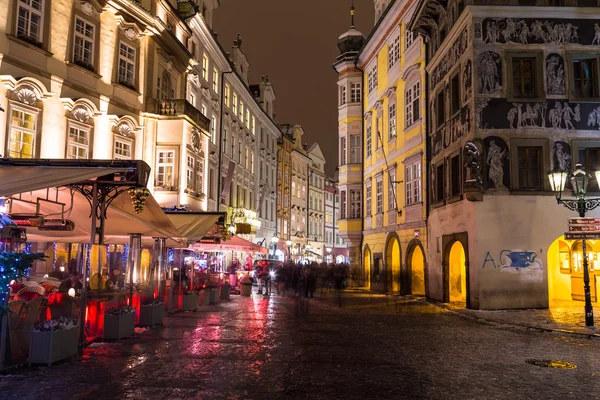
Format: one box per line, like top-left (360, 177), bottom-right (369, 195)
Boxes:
top-left (52, 242), bottom-right (57, 270)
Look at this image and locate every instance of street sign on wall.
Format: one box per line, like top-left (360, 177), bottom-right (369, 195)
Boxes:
top-left (564, 232), bottom-right (600, 240)
top-left (569, 218), bottom-right (600, 225)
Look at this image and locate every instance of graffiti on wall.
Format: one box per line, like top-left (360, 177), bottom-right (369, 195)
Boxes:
top-left (482, 250), bottom-right (543, 270)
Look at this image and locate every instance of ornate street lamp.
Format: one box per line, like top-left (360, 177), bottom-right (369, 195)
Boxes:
top-left (548, 163), bottom-right (600, 327)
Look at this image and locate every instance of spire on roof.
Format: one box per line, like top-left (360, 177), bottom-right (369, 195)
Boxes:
top-left (351, 0), bottom-right (355, 28)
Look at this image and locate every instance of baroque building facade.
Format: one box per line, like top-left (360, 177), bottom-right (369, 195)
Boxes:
top-left (335, 0), bottom-right (428, 294)
top-left (411, 0), bottom-right (600, 309)
top-left (0, 0), bottom-right (279, 247)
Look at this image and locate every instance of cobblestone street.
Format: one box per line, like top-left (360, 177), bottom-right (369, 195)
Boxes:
top-left (2, 293), bottom-right (600, 399)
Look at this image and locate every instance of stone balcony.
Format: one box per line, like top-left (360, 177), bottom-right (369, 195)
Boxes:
top-left (159, 99), bottom-right (210, 131)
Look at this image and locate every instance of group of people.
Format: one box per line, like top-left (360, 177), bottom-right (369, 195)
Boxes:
top-left (249, 261), bottom-right (350, 298)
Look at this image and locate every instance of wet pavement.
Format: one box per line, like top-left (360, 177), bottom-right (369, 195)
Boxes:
top-left (2, 292), bottom-right (600, 399)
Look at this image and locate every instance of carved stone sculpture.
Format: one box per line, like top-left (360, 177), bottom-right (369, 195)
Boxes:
top-left (464, 141), bottom-right (483, 190)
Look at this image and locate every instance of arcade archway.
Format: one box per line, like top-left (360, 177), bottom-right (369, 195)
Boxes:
top-left (448, 241), bottom-right (466, 303)
top-left (386, 236), bottom-right (401, 293)
top-left (409, 244), bottom-right (426, 296)
top-left (548, 236), bottom-right (599, 302)
top-left (363, 247), bottom-right (371, 289)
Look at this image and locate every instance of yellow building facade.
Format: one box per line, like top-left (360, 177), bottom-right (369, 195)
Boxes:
top-left (334, 0), bottom-right (428, 294)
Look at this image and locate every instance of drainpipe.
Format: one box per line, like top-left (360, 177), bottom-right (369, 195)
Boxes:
top-left (217, 66), bottom-right (235, 211)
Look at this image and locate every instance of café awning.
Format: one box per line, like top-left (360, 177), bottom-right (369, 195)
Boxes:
top-left (165, 211), bottom-right (225, 245)
top-left (190, 235), bottom-right (268, 254)
top-left (8, 187), bottom-right (183, 245)
top-left (0, 159), bottom-right (149, 198)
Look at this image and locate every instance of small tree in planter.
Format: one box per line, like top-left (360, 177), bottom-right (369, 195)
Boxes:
top-left (182, 290), bottom-right (199, 311)
top-left (138, 298), bottom-right (164, 327)
top-left (28, 316), bottom-right (78, 366)
top-left (0, 251), bottom-right (46, 370)
top-left (103, 305), bottom-right (135, 340)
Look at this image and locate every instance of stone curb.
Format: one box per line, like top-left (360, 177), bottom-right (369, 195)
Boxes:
top-left (427, 300), bottom-right (600, 339)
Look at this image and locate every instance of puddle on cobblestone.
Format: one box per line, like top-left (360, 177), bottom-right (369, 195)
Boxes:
top-left (526, 359), bottom-right (577, 369)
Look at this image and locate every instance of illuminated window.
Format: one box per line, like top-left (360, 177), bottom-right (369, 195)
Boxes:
top-left (212, 67), bottom-right (219, 93)
top-left (202, 54), bottom-right (209, 80)
top-left (67, 125), bottom-right (89, 159)
top-left (9, 107), bottom-right (36, 158)
top-left (156, 150), bottom-right (175, 187)
top-left (232, 93), bottom-right (237, 114)
top-left (224, 84), bottom-right (230, 107)
top-left (388, 103), bottom-right (396, 139)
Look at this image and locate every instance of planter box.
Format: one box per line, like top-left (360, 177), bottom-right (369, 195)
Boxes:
top-left (220, 285), bottom-right (231, 301)
top-left (182, 294), bottom-right (198, 311)
top-left (28, 326), bottom-right (79, 365)
top-left (138, 304), bottom-right (164, 326)
top-left (104, 312), bottom-right (135, 340)
top-left (197, 291), bottom-right (204, 307)
top-left (208, 288), bottom-right (218, 304)
top-left (200, 290), bottom-right (210, 306)
top-left (240, 283), bottom-right (252, 297)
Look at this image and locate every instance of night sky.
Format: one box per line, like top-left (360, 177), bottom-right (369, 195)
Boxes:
top-left (214, 0), bottom-right (374, 177)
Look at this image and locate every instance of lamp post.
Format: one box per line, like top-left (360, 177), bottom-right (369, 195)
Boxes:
top-left (271, 236), bottom-right (279, 259)
top-left (548, 163), bottom-right (600, 327)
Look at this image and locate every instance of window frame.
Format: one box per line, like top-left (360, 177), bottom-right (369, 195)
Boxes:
top-left (72, 16), bottom-right (96, 70)
top-left (117, 40), bottom-right (137, 89)
top-left (567, 52), bottom-right (600, 102)
top-left (66, 122), bottom-right (91, 160)
top-left (365, 182), bottom-right (372, 217)
top-left (376, 178), bottom-right (383, 214)
top-left (405, 29), bottom-right (417, 51)
top-left (350, 134), bottom-right (361, 163)
top-left (388, 168), bottom-right (397, 211)
top-left (340, 85), bottom-right (347, 106)
top-left (506, 51), bottom-right (545, 102)
top-left (572, 140), bottom-right (600, 191)
top-left (405, 159), bottom-right (422, 206)
top-left (114, 137), bottom-right (133, 160)
top-left (387, 35), bottom-right (400, 70)
top-left (16, 0), bottom-right (46, 45)
top-left (449, 151), bottom-right (462, 199)
top-left (350, 82), bottom-right (362, 103)
top-left (350, 189), bottom-right (361, 219)
top-left (366, 121), bottom-right (372, 157)
top-left (155, 148), bottom-right (177, 189)
top-left (450, 72), bottom-right (461, 116)
top-left (433, 160), bottom-right (445, 205)
top-left (202, 54), bottom-right (209, 81)
top-left (340, 136), bottom-right (347, 165)
top-left (8, 103), bottom-right (39, 159)
top-left (510, 138), bottom-right (550, 191)
top-left (367, 64), bottom-right (378, 93)
top-left (405, 81), bottom-right (421, 128)
top-left (388, 102), bottom-right (397, 140)
top-left (212, 67), bottom-right (219, 93)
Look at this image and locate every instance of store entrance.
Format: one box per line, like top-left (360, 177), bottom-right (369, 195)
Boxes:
top-left (549, 237), bottom-right (598, 302)
top-left (448, 241), bottom-right (466, 304)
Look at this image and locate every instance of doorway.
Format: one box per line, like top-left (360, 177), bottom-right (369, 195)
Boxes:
top-left (410, 245), bottom-right (426, 296)
top-left (448, 241), bottom-right (467, 303)
top-left (386, 237), bottom-right (401, 293)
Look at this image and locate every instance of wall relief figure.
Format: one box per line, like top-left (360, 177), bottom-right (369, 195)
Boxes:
top-left (587, 106), bottom-right (600, 129)
top-left (482, 17), bottom-right (580, 45)
top-left (478, 52), bottom-right (501, 94)
top-left (507, 103), bottom-right (550, 129)
top-left (474, 22), bottom-right (482, 39)
top-left (548, 101), bottom-right (580, 129)
top-left (475, 97), bottom-right (490, 129)
top-left (462, 59), bottom-right (472, 104)
top-left (593, 23), bottom-right (600, 45)
top-left (552, 141), bottom-right (572, 171)
top-left (546, 54), bottom-right (566, 95)
top-left (464, 141), bottom-right (484, 190)
top-left (431, 130), bottom-right (443, 157)
top-left (430, 27), bottom-right (469, 88)
top-left (484, 136), bottom-right (509, 189)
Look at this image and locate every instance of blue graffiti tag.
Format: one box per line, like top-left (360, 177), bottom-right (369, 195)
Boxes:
top-left (500, 250), bottom-right (542, 270)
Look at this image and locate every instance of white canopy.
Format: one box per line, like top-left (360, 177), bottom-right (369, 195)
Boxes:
top-left (9, 187), bottom-right (184, 245)
top-left (165, 212), bottom-right (224, 245)
top-left (0, 166), bottom-right (127, 198)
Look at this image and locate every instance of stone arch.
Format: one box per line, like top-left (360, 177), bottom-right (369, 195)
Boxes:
top-left (442, 233), bottom-right (470, 306)
top-left (406, 238), bottom-right (427, 297)
top-left (363, 244), bottom-right (372, 290)
top-left (385, 231), bottom-right (402, 294)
